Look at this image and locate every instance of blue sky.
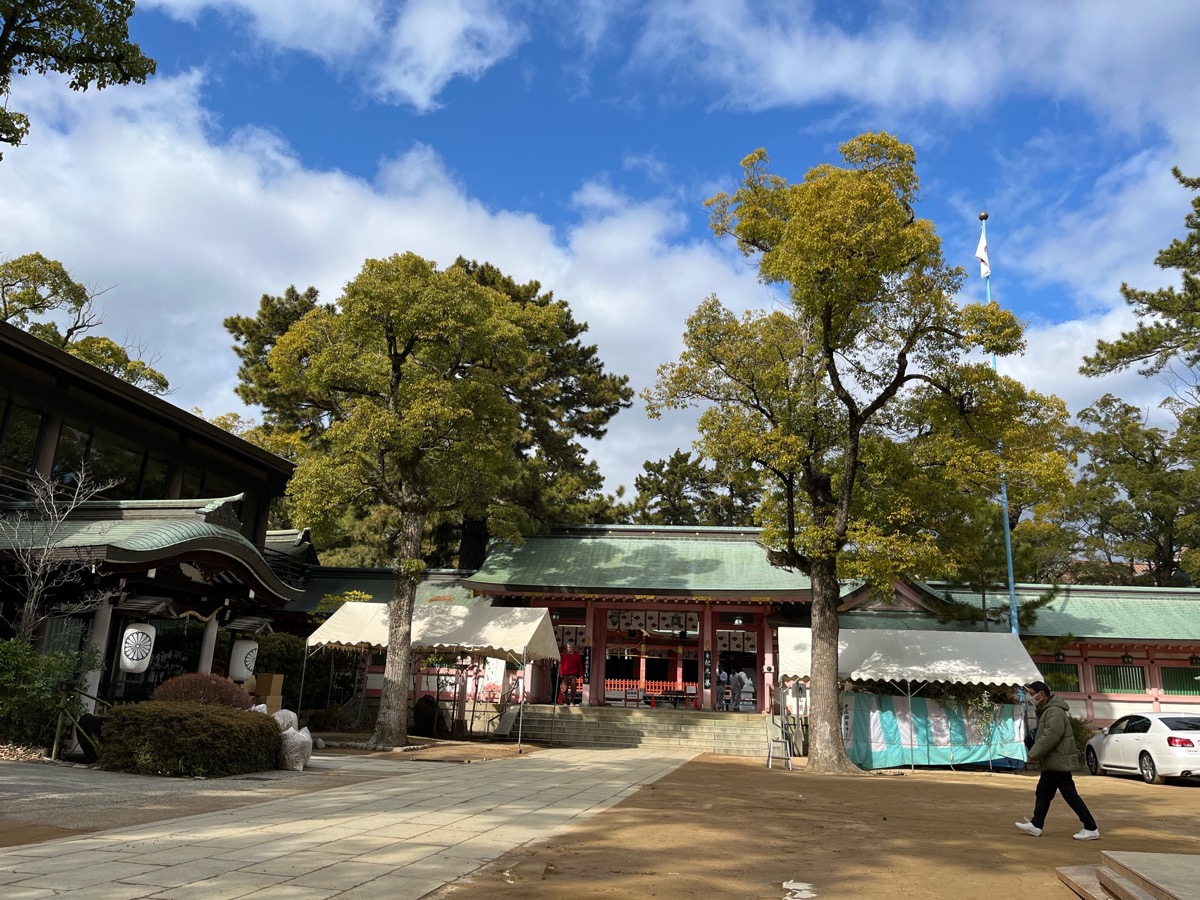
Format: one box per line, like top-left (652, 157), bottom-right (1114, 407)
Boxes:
top-left (3, 1), bottom-right (1199, 494)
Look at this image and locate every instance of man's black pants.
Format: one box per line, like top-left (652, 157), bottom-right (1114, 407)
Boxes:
top-left (1032, 770), bottom-right (1097, 830)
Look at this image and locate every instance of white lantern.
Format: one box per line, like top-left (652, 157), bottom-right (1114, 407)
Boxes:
top-left (119, 624), bottom-right (156, 673)
top-left (229, 639), bottom-right (259, 681)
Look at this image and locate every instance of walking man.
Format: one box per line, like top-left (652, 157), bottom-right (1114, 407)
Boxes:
top-left (1016, 680), bottom-right (1100, 841)
top-left (559, 640), bottom-right (583, 706)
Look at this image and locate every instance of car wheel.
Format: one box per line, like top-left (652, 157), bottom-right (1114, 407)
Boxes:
top-left (1085, 747), bottom-right (1102, 776)
top-left (1139, 751), bottom-right (1165, 785)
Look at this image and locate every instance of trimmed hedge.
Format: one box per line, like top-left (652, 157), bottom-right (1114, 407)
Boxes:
top-left (151, 673), bottom-right (253, 708)
top-left (99, 701), bottom-right (281, 777)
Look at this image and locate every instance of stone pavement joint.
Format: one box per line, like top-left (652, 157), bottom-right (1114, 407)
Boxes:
top-left (0, 747), bottom-right (695, 898)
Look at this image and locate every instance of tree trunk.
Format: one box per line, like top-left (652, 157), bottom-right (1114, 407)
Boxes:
top-left (805, 556), bottom-right (860, 774)
top-left (457, 515), bottom-right (490, 571)
top-left (371, 507), bottom-right (428, 748)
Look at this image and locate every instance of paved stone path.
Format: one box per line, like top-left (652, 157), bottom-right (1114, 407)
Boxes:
top-left (0, 748), bottom-right (695, 899)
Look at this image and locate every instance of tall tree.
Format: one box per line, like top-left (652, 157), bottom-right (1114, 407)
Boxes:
top-left (224, 286), bottom-right (334, 435)
top-left (1, 252), bottom-right (169, 393)
top-left (648, 134), bottom-right (1038, 773)
top-left (1, 0), bottom-right (155, 158)
top-left (1066, 394), bottom-right (1199, 586)
top-left (225, 264), bottom-right (633, 564)
top-left (271, 252), bottom-right (553, 747)
top-left (632, 449), bottom-right (760, 526)
top-left (632, 450), bottom-right (714, 526)
top-left (1081, 167), bottom-right (1200, 401)
top-left (447, 259), bottom-right (632, 563)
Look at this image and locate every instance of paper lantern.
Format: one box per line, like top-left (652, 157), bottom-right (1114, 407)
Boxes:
top-left (119, 624), bottom-right (156, 673)
top-left (229, 639), bottom-right (259, 681)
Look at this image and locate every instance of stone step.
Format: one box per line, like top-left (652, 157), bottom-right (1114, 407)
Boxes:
top-left (1098, 866), bottom-right (1159, 900)
top-left (1102, 851), bottom-right (1200, 900)
top-left (1057, 864), bottom-right (1108, 900)
top-left (501, 706), bottom-right (791, 758)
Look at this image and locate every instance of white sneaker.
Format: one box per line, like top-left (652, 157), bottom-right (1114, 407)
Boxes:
top-left (1073, 828), bottom-right (1100, 841)
top-left (1015, 820), bottom-right (1042, 836)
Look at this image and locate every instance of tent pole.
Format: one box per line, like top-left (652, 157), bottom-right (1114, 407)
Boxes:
top-left (516, 644), bottom-right (528, 754)
top-left (298, 647), bottom-right (310, 715)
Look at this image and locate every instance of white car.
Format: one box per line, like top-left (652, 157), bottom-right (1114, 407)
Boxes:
top-left (1085, 712), bottom-right (1200, 784)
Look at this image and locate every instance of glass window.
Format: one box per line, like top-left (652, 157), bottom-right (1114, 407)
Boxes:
top-left (1107, 717), bottom-right (1130, 735)
top-left (42, 617), bottom-right (87, 653)
top-left (179, 466), bottom-right (203, 499)
top-left (1160, 716), bottom-right (1200, 731)
top-left (0, 401), bottom-right (43, 476)
top-left (1094, 664), bottom-right (1146, 694)
top-left (53, 419), bottom-right (91, 485)
top-left (1161, 666), bottom-right (1200, 697)
top-left (140, 452), bottom-right (170, 499)
top-left (203, 471), bottom-right (240, 499)
top-left (1126, 716), bottom-right (1151, 734)
top-left (88, 428), bottom-right (145, 500)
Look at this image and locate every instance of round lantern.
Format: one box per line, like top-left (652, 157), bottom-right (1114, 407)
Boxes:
top-left (119, 624), bottom-right (156, 673)
top-left (229, 639), bottom-right (259, 682)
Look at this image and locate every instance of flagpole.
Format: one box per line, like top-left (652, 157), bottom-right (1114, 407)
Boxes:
top-left (977, 212), bottom-right (1020, 635)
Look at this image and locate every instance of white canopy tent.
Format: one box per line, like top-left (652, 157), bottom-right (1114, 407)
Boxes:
top-left (777, 627), bottom-right (1040, 686)
top-left (305, 601), bottom-right (560, 664)
top-left (777, 627), bottom-right (1042, 770)
top-left (302, 602), bottom-right (559, 749)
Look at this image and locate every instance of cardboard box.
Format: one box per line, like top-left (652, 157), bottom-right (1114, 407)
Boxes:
top-left (261, 694), bottom-right (283, 714)
top-left (255, 673), bottom-right (284, 694)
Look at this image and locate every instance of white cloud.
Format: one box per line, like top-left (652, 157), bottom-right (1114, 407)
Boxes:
top-left (627, 0), bottom-right (1200, 134)
top-left (6, 1), bottom-right (1199, 497)
top-left (143, 0), bottom-right (526, 111)
top-left (372, 0), bottom-right (527, 110)
top-left (142, 0), bottom-right (384, 60)
top-left (0, 73), bottom-right (760, 493)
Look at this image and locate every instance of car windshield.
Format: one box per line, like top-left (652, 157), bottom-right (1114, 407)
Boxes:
top-left (1159, 717), bottom-right (1200, 731)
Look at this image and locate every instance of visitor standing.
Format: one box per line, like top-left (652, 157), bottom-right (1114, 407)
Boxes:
top-left (730, 669), bottom-right (751, 712)
top-left (559, 640), bottom-right (583, 706)
top-left (1015, 680), bottom-right (1100, 840)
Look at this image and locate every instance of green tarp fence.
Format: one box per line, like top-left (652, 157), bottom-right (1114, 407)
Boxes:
top-left (842, 691), bottom-right (1028, 769)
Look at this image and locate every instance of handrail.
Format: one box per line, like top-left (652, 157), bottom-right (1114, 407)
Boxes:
top-left (50, 688), bottom-right (113, 761)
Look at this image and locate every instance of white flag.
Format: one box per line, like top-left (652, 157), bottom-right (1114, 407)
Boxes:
top-left (975, 232), bottom-right (990, 279)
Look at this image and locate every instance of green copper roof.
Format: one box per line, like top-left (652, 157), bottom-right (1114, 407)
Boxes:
top-left (843, 582), bottom-right (1200, 641)
top-left (463, 525), bottom-right (811, 599)
top-left (0, 496), bottom-right (302, 604)
top-left (288, 568), bottom-right (477, 614)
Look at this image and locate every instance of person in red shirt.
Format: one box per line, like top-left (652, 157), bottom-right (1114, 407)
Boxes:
top-left (559, 641), bottom-right (583, 706)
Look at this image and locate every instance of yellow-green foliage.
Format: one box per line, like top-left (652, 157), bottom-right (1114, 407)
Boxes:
top-left (99, 701), bottom-right (281, 777)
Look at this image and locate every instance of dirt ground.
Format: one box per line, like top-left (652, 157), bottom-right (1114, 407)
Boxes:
top-left (3, 740), bottom-right (1199, 899)
top-left (431, 757), bottom-right (1200, 900)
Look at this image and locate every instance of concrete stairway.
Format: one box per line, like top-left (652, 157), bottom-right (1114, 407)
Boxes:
top-left (502, 704), bottom-right (793, 759)
top-left (1058, 851), bottom-right (1200, 900)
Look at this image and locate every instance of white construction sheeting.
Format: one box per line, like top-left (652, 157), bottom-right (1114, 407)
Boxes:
top-left (777, 627), bottom-right (1040, 686)
top-left (306, 601), bottom-right (560, 664)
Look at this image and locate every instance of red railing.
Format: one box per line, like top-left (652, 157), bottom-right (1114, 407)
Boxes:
top-left (605, 678), bottom-right (696, 694)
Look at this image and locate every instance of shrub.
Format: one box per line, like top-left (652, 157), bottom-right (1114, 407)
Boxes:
top-left (412, 694), bottom-right (449, 737)
top-left (99, 700), bottom-right (281, 777)
top-left (151, 673), bottom-right (253, 709)
top-left (0, 638), bottom-right (94, 748)
top-left (1069, 715), bottom-right (1096, 759)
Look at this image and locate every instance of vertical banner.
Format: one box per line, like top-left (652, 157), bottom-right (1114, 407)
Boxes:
top-left (703, 649), bottom-right (712, 689)
top-left (582, 645), bottom-right (591, 682)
